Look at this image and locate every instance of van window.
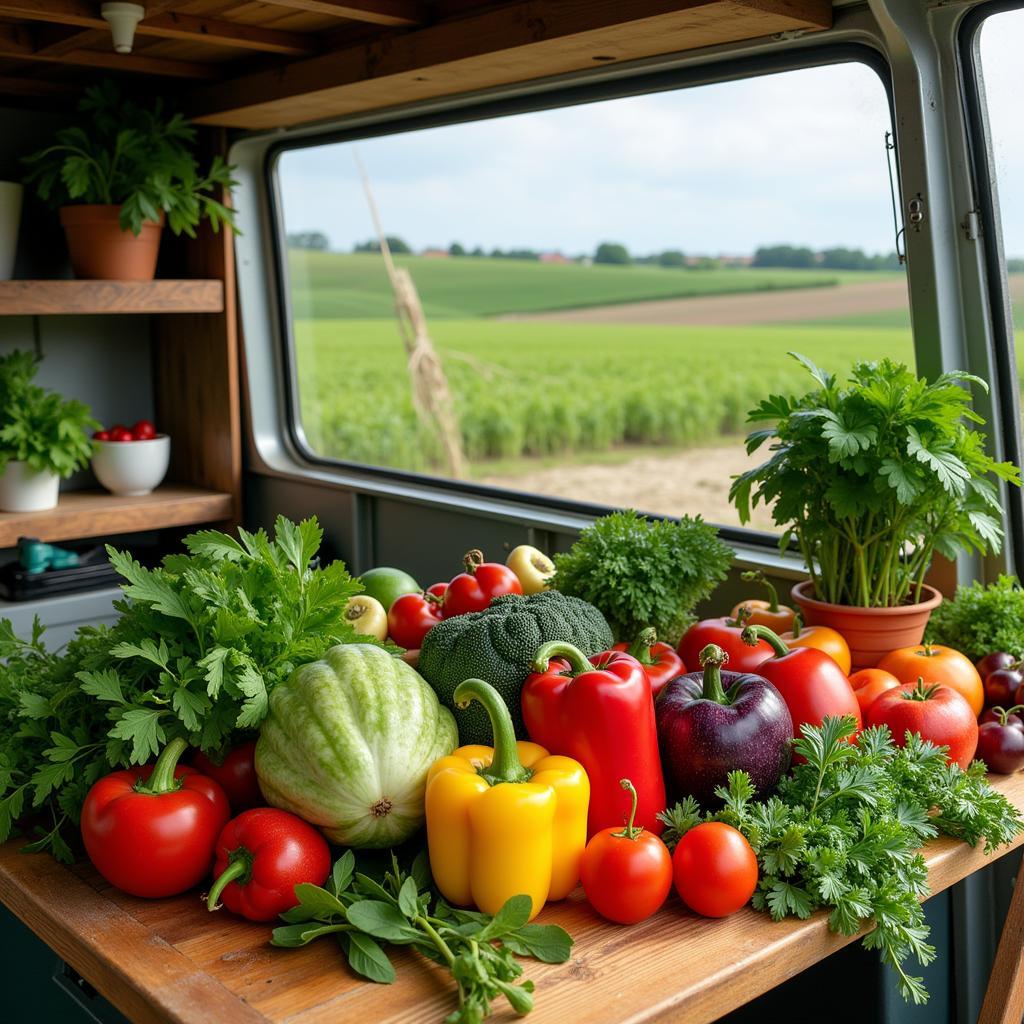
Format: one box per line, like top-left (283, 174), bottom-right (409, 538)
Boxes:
top-left (275, 61), bottom-right (909, 530)
top-left (977, 8), bottom-right (1024, 430)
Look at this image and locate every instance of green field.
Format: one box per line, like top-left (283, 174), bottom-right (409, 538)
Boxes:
top-left (287, 250), bottom-right (893, 319)
top-left (295, 319), bottom-right (914, 472)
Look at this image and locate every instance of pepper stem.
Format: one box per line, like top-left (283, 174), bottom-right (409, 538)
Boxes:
top-left (741, 570), bottom-right (780, 612)
top-left (626, 627), bottom-right (658, 666)
top-left (697, 644), bottom-right (731, 705)
top-left (740, 624), bottom-right (789, 658)
top-left (790, 614), bottom-right (804, 639)
top-left (207, 849), bottom-right (253, 911)
top-left (135, 737), bottom-right (187, 795)
top-left (531, 641), bottom-right (592, 677)
top-left (453, 678), bottom-right (532, 785)
top-left (611, 779), bottom-right (643, 841)
top-left (993, 705), bottom-right (1024, 726)
top-left (726, 606), bottom-right (752, 629)
top-left (462, 549), bottom-right (485, 575)
top-left (901, 677), bottom-right (941, 701)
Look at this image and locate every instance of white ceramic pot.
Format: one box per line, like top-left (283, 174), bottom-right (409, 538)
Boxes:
top-left (0, 460), bottom-right (59, 512)
top-left (91, 435), bottom-right (170, 496)
top-left (0, 181), bottom-right (23, 280)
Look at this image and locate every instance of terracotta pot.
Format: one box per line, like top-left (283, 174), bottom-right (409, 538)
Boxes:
top-left (791, 580), bottom-right (943, 671)
top-left (59, 205), bottom-right (164, 280)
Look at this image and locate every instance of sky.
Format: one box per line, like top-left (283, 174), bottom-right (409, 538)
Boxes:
top-left (279, 12), bottom-right (1024, 259)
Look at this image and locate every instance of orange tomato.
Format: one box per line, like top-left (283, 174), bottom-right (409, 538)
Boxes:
top-left (877, 644), bottom-right (984, 718)
top-left (849, 668), bottom-right (902, 715)
top-left (780, 624), bottom-right (852, 675)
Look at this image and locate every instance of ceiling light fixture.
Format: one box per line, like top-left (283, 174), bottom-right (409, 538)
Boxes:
top-left (101, 3), bottom-right (145, 54)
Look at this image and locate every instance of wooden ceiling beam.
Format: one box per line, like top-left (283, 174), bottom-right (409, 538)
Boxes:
top-left (0, 2), bottom-right (318, 56)
top-left (257, 0), bottom-right (426, 28)
top-left (190, 0), bottom-right (833, 130)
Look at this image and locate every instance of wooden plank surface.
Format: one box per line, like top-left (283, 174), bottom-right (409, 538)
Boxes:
top-left (189, 0), bottom-right (833, 130)
top-left (0, 279), bottom-right (225, 316)
top-left (0, 486), bottom-right (234, 546)
top-left (2, 771), bottom-right (1023, 1024)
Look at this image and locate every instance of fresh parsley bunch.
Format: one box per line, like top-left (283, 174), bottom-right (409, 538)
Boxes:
top-left (0, 516), bottom-right (368, 861)
top-left (552, 509), bottom-right (732, 644)
top-left (659, 716), bottom-right (1023, 1004)
top-left (925, 575), bottom-right (1024, 662)
top-left (272, 850), bottom-right (573, 1024)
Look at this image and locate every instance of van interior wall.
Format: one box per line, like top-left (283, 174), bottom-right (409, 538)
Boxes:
top-left (0, 104), bottom-right (157, 643)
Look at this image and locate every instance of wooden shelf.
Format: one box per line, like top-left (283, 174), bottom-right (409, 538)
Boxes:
top-left (0, 280), bottom-right (224, 316)
top-left (0, 486), bottom-right (234, 546)
top-left (1, 771), bottom-right (1022, 1024)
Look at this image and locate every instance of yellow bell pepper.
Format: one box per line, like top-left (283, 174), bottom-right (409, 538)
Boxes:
top-left (426, 677), bottom-right (589, 920)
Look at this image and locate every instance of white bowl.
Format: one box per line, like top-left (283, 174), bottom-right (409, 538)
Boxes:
top-left (91, 435), bottom-right (170, 496)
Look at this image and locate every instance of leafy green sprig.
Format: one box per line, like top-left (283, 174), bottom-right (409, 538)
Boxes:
top-left (924, 574), bottom-right (1024, 662)
top-left (658, 716), bottom-right (1023, 1005)
top-left (0, 516), bottom-right (375, 861)
top-left (272, 850), bottom-right (573, 1024)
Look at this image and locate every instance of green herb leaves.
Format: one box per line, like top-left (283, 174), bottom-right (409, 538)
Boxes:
top-left (0, 516), bottom-right (372, 861)
top-left (272, 851), bottom-right (573, 1024)
top-left (552, 509), bottom-right (732, 644)
top-left (924, 574), bottom-right (1024, 662)
top-left (658, 716), bottom-right (1023, 1005)
top-left (730, 355), bottom-right (1020, 607)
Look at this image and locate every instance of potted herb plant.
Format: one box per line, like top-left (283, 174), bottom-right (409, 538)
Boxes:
top-left (0, 351), bottom-right (98, 512)
top-left (22, 81), bottom-right (237, 281)
top-left (730, 354), bottom-right (1020, 668)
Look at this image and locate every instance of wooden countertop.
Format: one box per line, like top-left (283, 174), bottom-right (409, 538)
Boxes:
top-left (2, 771), bottom-right (1024, 1024)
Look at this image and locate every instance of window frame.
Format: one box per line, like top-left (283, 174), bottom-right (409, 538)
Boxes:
top-left (957, 0), bottom-right (1024, 569)
top-left (262, 41), bottom-right (899, 551)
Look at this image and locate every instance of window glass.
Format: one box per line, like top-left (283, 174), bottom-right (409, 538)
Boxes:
top-left (978, 9), bottom-right (1024, 416)
top-left (277, 62), bottom-right (909, 530)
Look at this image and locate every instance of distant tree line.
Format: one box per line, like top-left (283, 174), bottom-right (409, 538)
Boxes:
top-left (753, 244), bottom-right (902, 271)
top-left (287, 231), bottom-right (330, 250)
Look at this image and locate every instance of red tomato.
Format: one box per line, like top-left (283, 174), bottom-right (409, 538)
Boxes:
top-left (388, 591), bottom-right (444, 648)
top-left (131, 419), bottom-right (157, 440)
top-left (426, 581), bottom-right (448, 599)
top-left (866, 680), bottom-right (979, 770)
top-left (192, 740), bottom-right (262, 813)
top-left (443, 549), bottom-right (522, 617)
top-left (849, 668), bottom-right (901, 715)
top-left (672, 822), bottom-right (758, 918)
top-left (877, 644), bottom-right (984, 718)
top-left (677, 617), bottom-right (772, 674)
top-left (580, 781), bottom-right (673, 924)
top-left (109, 425), bottom-right (133, 442)
top-left (93, 429), bottom-right (110, 441)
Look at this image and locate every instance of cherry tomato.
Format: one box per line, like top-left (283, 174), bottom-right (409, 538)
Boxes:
top-left (131, 419), bottom-right (157, 440)
top-left (93, 429), bottom-right (110, 441)
top-left (849, 668), bottom-right (901, 715)
top-left (867, 680), bottom-right (979, 770)
top-left (985, 667), bottom-right (1024, 708)
top-left (672, 822), bottom-right (758, 918)
top-left (427, 581), bottom-right (448, 599)
top-left (388, 591), bottom-right (444, 649)
top-left (109, 425), bottom-right (133, 442)
top-left (977, 706), bottom-right (1024, 775)
top-left (580, 780), bottom-right (673, 924)
top-left (192, 740), bottom-right (262, 813)
top-left (443, 549), bottom-right (522, 617)
top-left (877, 644), bottom-right (984, 718)
top-left (978, 652), bottom-right (1018, 680)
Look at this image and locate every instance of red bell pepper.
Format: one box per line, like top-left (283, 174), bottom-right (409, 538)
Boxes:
top-left (740, 624), bottom-right (862, 739)
top-left (523, 641), bottom-right (666, 836)
top-left (81, 737), bottom-right (230, 898)
top-left (443, 549), bottom-right (522, 617)
top-left (612, 627), bottom-right (685, 697)
top-left (192, 739), bottom-right (262, 813)
top-left (678, 610), bottom-right (772, 674)
top-left (206, 807), bottom-right (332, 921)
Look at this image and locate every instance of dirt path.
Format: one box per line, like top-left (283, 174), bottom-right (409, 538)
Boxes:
top-left (480, 442), bottom-right (776, 530)
top-left (501, 278), bottom-right (911, 326)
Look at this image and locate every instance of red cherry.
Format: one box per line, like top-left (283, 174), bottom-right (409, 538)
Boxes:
top-left (93, 430), bottom-right (110, 441)
top-left (131, 419), bottom-right (157, 440)
top-left (109, 426), bottom-right (133, 442)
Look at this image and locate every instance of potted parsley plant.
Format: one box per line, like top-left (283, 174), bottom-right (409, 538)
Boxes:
top-left (0, 351), bottom-right (98, 512)
top-left (730, 354), bottom-right (1020, 668)
top-left (22, 81), bottom-right (237, 281)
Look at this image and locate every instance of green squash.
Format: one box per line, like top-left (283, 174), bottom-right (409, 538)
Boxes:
top-left (255, 643), bottom-right (457, 848)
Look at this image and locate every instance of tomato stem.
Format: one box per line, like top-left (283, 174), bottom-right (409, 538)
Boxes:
top-left (207, 848), bottom-right (253, 911)
top-left (992, 705), bottom-right (1024, 726)
top-left (901, 677), bottom-right (941, 702)
top-left (135, 736), bottom-right (187, 795)
top-left (611, 779), bottom-right (643, 841)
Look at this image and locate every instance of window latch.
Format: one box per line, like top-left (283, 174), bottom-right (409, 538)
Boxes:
top-left (962, 209), bottom-right (981, 241)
